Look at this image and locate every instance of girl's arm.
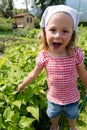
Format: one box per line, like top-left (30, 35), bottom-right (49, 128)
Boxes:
top-left (77, 62), bottom-right (87, 95)
top-left (18, 65), bottom-right (43, 92)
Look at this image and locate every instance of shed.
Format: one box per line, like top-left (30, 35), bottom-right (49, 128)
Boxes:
top-left (13, 13), bottom-right (35, 28)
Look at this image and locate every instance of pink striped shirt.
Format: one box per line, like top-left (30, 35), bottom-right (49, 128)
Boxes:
top-left (36, 48), bottom-right (84, 105)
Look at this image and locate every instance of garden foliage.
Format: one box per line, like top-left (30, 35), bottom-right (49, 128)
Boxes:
top-left (0, 27), bottom-right (87, 130)
top-left (0, 29), bottom-right (48, 130)
top-left (0, 18), bottom-right (13, 31)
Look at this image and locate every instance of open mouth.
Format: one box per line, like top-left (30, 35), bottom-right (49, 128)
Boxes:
top-left (52, 42), bottom-right (62, 48)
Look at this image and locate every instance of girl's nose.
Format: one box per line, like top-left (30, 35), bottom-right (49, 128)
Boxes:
top-left (54, 31), bottom-right (61, 38)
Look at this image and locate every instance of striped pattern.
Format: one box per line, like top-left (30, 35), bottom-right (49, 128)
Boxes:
top-left (36, 48), bottom-right (84, 105)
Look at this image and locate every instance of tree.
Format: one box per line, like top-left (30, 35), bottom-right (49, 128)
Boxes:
top-left (22, 0), bottom-right (31, 13)
top-left (25, 0), bottom-right (29, 12)
top-left (32, 0), bottom-right (66, 17)
top-left (0, 0), bottom-right (13, 18)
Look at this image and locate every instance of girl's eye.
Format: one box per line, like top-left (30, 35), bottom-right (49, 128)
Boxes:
top-left (62, 30), bottom-right (69, 33)
top-left (50, 28), bottom-right (56, 33)
top-left (52, 29), bottom-right (55, 31)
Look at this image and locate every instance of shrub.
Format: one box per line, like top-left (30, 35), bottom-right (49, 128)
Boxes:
top-left (0, 18), bottom-right (13, 31)
top-left (34, 18), bottom-right (40, 29)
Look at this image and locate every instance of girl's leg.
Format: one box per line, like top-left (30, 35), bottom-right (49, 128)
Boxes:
top-left (67, 118), bottom-right (78, 130)
top-left (64, 102), bottom-right (78, 130)
top-left (46, 100), bottom-right (62, 130)
top-left (50, 116), bottom-right (60, 130)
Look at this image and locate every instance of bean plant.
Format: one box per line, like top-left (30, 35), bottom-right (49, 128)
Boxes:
top-left (0, 28), bottom-right (87, 130)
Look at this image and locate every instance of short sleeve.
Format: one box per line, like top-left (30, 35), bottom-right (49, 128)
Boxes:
top-left (73, 48), bottom-right (84, 66)
top-left (36, 50), bottom-right (48, 68)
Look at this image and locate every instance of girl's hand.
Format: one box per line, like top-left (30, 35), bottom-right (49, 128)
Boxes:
top-left (18, 84), bottom-right (25, 92)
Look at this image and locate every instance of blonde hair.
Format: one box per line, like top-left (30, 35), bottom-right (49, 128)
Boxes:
top-left (39, 28), bottom-right (77, 56)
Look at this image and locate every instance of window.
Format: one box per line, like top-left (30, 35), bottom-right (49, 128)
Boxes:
top-left (27, 17), bottom-right (29, 23)
top-left (30, 17), bottom-right (32, 23)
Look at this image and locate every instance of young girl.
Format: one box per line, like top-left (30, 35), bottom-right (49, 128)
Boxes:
top-left (18, 5), bottom-right (87, 130)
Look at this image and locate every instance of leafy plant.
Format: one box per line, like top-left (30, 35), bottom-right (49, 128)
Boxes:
top-left (0, 18), bottom-right (13, 31)
top-left (0, 27), bottom-right (87, 130)
top-left (0, 29), bottom-right (47, 130)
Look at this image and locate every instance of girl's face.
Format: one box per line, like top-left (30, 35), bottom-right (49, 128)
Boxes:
top-left (45, 12), bottom-right (74, 56)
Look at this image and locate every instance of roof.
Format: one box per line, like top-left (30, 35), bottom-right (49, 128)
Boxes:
top-left (13, 13), bottom-right (34, 18)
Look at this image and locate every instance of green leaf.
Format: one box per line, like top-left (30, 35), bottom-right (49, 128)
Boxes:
top-left (23, 127), bottom-right (35, 130)
top-left (0, 56), bottom-right (7, 68)
top-left (8, 124), bottom-right (19, 130)
top-left (0, 93), bottom-right (7, 101)
top-left (19, 116), bottom-right (35, 128)
top-left (0, 114), bottom-right (2, 130)
top-left (12, 100), bottom-right (21, 109)
top-left (0, 102), bottom-right (4, 107)
top-left (11, 112), bottom-right (20, 124)
top-left (3, 107), bottom-right (14, 122)
top-left (26, 106), bottom-right (39, 121)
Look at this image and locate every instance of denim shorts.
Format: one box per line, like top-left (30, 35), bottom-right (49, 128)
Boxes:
top-left (47, 100), bottom-right (78, 119)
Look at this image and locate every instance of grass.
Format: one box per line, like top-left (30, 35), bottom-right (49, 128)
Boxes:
top-left (0, 30), bottom-right (13, 36)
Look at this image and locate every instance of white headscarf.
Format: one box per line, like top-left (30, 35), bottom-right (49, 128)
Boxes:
top-left (40, 5), bottom-right (79, 30)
